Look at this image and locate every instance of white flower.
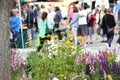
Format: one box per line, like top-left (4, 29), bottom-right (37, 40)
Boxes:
top-left (53, 77), bottom-right (59, 80)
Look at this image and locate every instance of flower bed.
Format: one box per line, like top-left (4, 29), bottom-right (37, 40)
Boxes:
top-left (11, 30), bottom-right (120, 80)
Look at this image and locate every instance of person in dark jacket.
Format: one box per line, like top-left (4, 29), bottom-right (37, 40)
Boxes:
top-left (25, 5), bottom-right (34, 40)
top-left (101, 8), bottom-right (116, 47)
top-left (54, 6), bottom-right (67, 40)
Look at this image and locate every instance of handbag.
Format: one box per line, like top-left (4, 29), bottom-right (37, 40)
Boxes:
top-left (107, 26), bottom-right (114, 34)
top-left (54, 23), bottom-right (59, 28)
top-left (45, 21), bottom-right (52, 35)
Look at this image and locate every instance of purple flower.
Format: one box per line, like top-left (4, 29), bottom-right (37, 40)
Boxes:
top-left (19, 78), bottom-right (23, 80)
top-left (85, 64), bottom-right (91, 75)
top-left (19, 57), bottom-right (25, 66)
top-left (98, 53), bottom-right (104, 60)
top-left (101, 60), bottom-right (109, 71)
top-left (85, 57), bottom-right (91, 65)
top-left (75, 57), bottom-right (81, 65)
top-left (28, 73), bottom-right (32, 80)
top-left (11, 53), bottom-right (17, 71)
top-left (71, 76), bottom-right (76, 80)
top-left (111, 62), bottom-right (117, 70)
top-left (81, 57), bottom-right (85, 63)
top-left (28, 75), bottom-right (32, 80)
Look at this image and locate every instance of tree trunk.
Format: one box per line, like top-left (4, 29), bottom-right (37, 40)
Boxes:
top-left (0, 0), bottom-right (15, 80)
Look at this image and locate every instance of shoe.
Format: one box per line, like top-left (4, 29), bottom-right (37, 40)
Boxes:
top-left (101, 41), bottom-right (105, 43)
top-left (90, 42), bottom-right (93, 44)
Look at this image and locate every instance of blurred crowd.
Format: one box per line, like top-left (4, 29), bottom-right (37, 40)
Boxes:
top-left (10, 0), bottom-right (120, 50)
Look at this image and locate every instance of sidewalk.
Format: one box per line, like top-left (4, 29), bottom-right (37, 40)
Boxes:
top-left (18, 34), bottom-right (120, 60)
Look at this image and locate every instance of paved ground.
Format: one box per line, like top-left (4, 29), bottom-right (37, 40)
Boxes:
top-left (17, 28), bottom-right (120, 60)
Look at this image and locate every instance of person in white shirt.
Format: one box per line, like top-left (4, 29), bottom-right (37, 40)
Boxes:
top-left (47, 5), bottom-right (56, 25)
top-left (77, 4), bottom-right (88, 47)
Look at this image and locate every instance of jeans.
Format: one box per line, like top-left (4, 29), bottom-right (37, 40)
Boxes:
top-left (56, 29), bottom-right (67, 40)
top-left (10, 31), bottom-right (18, 48)
top-left (72, 27), bottom-right (78, 45)
top-left (107, 33), bottom-right (114, 47)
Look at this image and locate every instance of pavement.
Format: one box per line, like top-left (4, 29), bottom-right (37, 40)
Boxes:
top-left (17, 33), bottom-right (120, 60)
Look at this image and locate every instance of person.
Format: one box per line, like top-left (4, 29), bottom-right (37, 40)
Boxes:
top-left (78, 3), bottom-right (88, 47)
top-left (69, 6), bottom-right (79, 45)
top-left (60, 5), bottom-right (68, 20)
top-left (113, 0), bottom-right (120, 34)
top-left (47, 5), bottom-right (55, 25)
top-left (33, 4), bottom-right (39, 32)
top-left (54, 6), bottom-right (67, 40)
top-left (87, 9), bottom-right (96, 44)
top-left (37, 12), bottom-right (53, 52)
top-left (68, 4), bottom-right (74, 23)
top-left (101, 8), bottom-right (116, 48)
top-left (10, 9), bottom-right (20, 48)
top-left (25, 5), bottom-right (34, 40)
top-left (98, 4), bottom-right (107, 42)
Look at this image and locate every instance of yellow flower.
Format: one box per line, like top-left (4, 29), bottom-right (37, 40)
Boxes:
top-left (66, 29), bottom-right (71, 33)
top-left (25, 42), bottom-right (29, 45)
top-left (60, 32), bottom-right (65, 35)
top-left (107, 75), bottom-right (113, 80)
top-left (60, 38), bottom-right (65, 43)
top-left (46, 34), bottom-right (51, 38)
top-left (52, 36), bottom-right (58, 40)
top-left (66, 41), bottom-right (73, 45)
top-left (67, 34), bottom-right (73, 39)
top-left (58, 45), bottom-right (62, 49)
top-left (41, 36), bottom-right (46, 38)
top-left (77, 36), bottom-right (82, 41)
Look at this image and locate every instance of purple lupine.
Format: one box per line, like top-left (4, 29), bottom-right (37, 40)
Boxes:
top-left (19, 78), bottom-right (23, 80)
top-left (75, 57), bottom-right (81, 65)
top-left (81, 57), bottom-right (85, 63)
top-left (97, 53), bottom-right (104, 60)
top-left (28, 73), bottom-right (32, 80)
top-left (101, 60), bottom-right (109, 72)
top-left (111, 62), bottom-right (117, 70)
top-left (19, 57), bottom-right (25, 66)
top-left (85, 64), bottom-right (91, 75)
top-left (11, 53), bottom-right (17, 71)
top-left (85, 57), bottom-right (91, 65)
top-left (71, 76), bottom-right (76, 80)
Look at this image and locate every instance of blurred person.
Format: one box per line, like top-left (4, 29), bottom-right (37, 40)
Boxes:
top-left (47, 5), bottom-right (55, 25)
top-left (60, 5), bottom-right (68, 20)
top-left (54, 6), bottom-right (67, 40)
top-left (95, 0), bottom-right (109, 9)
top-left (98, 4), bottom-right (107, 42)
top-left (78, 3), bottom-right (88, 47)
top-left (69, 6), bottom-right (79, 45)
top-left (101, 8), bottom-right (116, 48)
top-left (37, 12), bottom-right (53, 52)
top-left (25, 5), bottom-right (34, 40)
top-left (40, 4), bottom-right (48, 15)
top-left (10, 9), bottom-right (20, 48)
top-left (87, 9), bottom-right (96, 44)
top-left (32, 4), bottom-right (39, 32)
top-left (68, 4), bottom-right (74, 23)
top-left (113, 0), bottom-right (120, 34)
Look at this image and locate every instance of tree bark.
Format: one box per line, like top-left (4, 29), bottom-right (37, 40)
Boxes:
top-left (0, 0), bottom-right (15, 80)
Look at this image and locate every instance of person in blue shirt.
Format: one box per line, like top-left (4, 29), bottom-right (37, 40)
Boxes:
top-left (10, 9), bottom-right (20, 48)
